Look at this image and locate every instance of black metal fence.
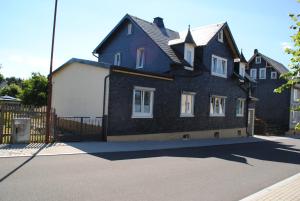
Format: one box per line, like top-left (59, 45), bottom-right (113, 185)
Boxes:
top-left (54, 117), bottom-right (103, 142)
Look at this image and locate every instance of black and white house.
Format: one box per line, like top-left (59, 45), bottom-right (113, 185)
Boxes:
top-left (52, 14), bottom-right (256, 141)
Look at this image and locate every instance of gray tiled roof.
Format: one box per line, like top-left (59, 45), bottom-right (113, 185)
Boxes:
top-left (168, 22), bottom-right (225, 46)
top-left (52, 58), bottom-right (110, 75)
top-left (249, 51), bottom-right (289, 74)
top-left (129, 15), bottom-right (181, 64)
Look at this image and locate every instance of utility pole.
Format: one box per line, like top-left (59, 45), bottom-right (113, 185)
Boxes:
top-left (46, 0), bottom-right (58, 143)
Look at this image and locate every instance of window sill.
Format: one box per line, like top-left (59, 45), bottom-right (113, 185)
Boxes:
top-left (136, 66), bottom-right (144, 69)
top-left (184, 66), bottom-right (194, 71)
top-left (131, 115), bottom-right (153, 119)
top-left (209, 114), bottom-right (225, 117)
top-left (180, 114), bottom-right (194, 118)
top-left (236, 114), bottom-right (244, 117)
top-left (211, 72), bottom-right (227, 78)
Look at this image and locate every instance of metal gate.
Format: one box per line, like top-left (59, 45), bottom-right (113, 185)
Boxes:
top-left (54, 117), bottom-right (103, 142)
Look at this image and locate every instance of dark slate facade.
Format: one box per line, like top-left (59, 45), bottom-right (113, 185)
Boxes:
top-left (107, 69), bottom-right (247, 136)
top-left (93, 14), bottom-right (254, 138)
top-left (247, 54), bottom-right (290, 131)
top-left (95, 19), bottom-right (174, 73)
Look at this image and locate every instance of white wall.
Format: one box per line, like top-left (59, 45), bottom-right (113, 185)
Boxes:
top-left (52, 62), bottom-right (109, 118)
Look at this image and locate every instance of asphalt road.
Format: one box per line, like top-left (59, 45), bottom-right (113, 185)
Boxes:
top-left (0, 137), bottom-right (300, 201)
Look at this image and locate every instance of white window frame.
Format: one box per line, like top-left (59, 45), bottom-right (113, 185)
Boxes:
top-left (239, 63), bottom-right (245, 77)
top-left (236, 98), bottom-right (245, 117)
top-left (136, 48), bottom-right (145, 68)
top-left (180, 91), bottom-right (195, 117)
top-left (218, 30), bottom-right (223, 43)
top-left (293, 88), bottom-right (300, 102)
top-left (114, 52), bottom-right (121, 66)
top-left (132, 86), bottom-right (155, 118)
top-left (255, 56), bottom-right (261, 64)
top-left (259, 68), bottom-right (266, 79)
top-left (250, 69), bottom-right (257, 79)
top-left (210, 95), bottom-right (226, 117)
top-left (291, 110), bottom-right (300, 123)
top-left (127, 23), bottom-right (132, 35)
top-left (211, 55), bottom-right (227, 78)
top-left (184, 44), bottom-right (194, 70)
top-left (271, 71), bottom-right (277, 79)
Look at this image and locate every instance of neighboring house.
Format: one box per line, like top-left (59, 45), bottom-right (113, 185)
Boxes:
top-left (247, 49), bottom-right (298, 134)
top-left (0, 95), bottom-right (21, 104)
top-left (53, 14), bottom-right (256, 141)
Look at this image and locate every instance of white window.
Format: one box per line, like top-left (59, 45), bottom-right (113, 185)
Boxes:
top-left (136, 48), bottom-right (145, 68)
top-left (114, 53), bottom-right (121, 66)
top-left (180, 92), bottom-right (195, 117)
top-left (210, 96), bottom-right (226, 117)
top-left (259, 68), bottom-right (266, 79)
top-left (250, 69), bottom-right (257, 79)
top-left (211, 55), bottom-right (227, 78)
top-left (132, 86), bottom-right (155, 118)
top-left (127, 23), bottom-right (132, 35)
top-left (236, 98), bottom-right (245, 117)
top-left (184, 44), bottom-right (194, 70)
top-left (271, 71), bottom-right (277, 79)
top-left (291, 110), bottom-right (300, 123)
top-left (293, 88), bottom-right (300, 102)
top-left (239, 63), bottom-right (245, 77)
top-left (218, 30), bottom-right (223, 43)
top-left (255, 56), bottom-right (261, 64)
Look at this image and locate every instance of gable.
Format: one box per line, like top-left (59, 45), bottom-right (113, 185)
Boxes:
top-left (248, 52), bottom-right (289, 74)
top-left (93, 14), bottom-right (181, 65)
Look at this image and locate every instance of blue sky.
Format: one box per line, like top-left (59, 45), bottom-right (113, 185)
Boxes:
top-left (0, 0), bottom-right (299, 78)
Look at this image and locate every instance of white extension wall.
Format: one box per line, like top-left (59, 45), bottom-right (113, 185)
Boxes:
top-left (52, 62), bottom-right (109, 118)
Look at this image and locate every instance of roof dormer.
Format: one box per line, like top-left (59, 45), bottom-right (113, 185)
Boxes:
top-left (184, 26), bottom-right (196, 70)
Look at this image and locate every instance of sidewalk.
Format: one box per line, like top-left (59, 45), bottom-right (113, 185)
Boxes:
top-left (240, 173), bottom-right (300, 201)
top-left (0, 136), bottom-right (266, 158)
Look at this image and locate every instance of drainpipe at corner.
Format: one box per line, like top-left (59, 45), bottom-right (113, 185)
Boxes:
top-left (102, 73), bottom-right (110, 142)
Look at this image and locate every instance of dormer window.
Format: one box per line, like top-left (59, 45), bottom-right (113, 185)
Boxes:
top-left (218, 30), bottom-right (223, 43)
top-left (239, 63), bottom-right (245, 77)
top-left (114, 53), bottom-right (121, 66)
top-left (136, 48), bottom-right (145, 68)
top-left (184, 43), bottom-right (194, 70)
top-left (255, 56), bottom-right (261, 64)
top-left (127, 23), bottom-right (132, 35)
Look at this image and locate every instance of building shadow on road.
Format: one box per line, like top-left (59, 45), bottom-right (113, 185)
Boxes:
top-left (89, 140), bottom-right (300, 166)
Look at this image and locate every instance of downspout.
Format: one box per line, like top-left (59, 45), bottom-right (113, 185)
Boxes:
top-left (246, 84), bottom-right (250, 137)
top-left (102, 73), bottom-right (110, 141)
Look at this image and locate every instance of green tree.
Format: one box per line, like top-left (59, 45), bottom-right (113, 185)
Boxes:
top-left (5, 76), bottom-right (23, 87)
top-left (275, 8), bottom-right (300, 129)
top-left (21, 73), bottom-right (48, 106)
top-left (0, 83), bottom-right (22, 98)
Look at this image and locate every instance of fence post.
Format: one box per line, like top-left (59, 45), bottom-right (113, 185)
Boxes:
top-left (0, 105), bottom-right (3, 144)
top-left (80, 117), bottom-right (83, 136)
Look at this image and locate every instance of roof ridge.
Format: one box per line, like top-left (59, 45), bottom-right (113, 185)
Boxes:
top-left (128, 14), bottom-right (178, 33)
top-left (191, 21), bottom-right (226, 31)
